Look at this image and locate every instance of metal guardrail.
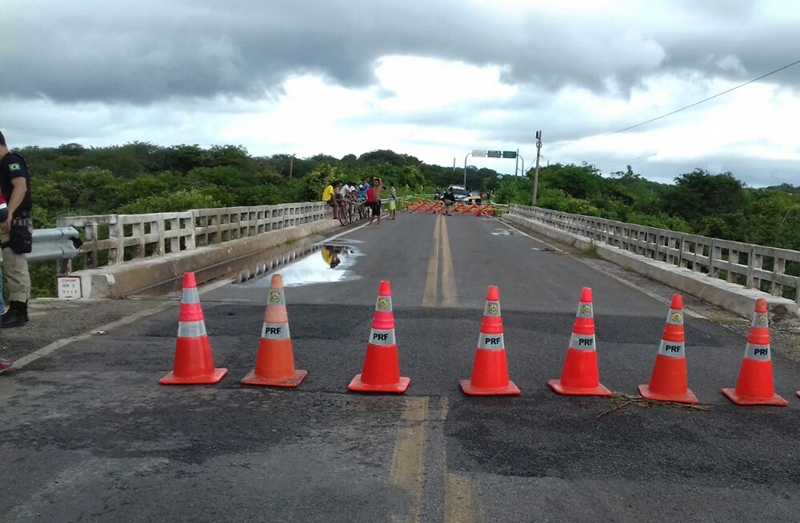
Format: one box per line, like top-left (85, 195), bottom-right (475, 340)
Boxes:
top-left (29, 227), bottom-right (82, 263)
top-left (510, 205), bottom-right (800, 304)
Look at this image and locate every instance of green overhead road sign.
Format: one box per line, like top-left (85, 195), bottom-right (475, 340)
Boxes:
top-left (502, 151), bottom-right (517, 158)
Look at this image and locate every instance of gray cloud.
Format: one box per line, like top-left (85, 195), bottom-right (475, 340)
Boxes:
top-left (4, 0), bottom-right (799, 104)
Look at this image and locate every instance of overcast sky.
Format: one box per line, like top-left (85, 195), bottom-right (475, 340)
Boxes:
top-left (3, 0), bottom-right (799, 186)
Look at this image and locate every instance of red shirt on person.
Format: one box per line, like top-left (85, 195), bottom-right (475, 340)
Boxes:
top-left (366, 187), bottom-right (376, 203)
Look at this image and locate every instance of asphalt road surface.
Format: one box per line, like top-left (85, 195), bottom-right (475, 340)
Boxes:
top-left (3, 211), bottom-right (800, 522)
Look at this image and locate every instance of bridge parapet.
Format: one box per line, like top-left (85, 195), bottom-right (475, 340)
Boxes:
top-left (56, 202), bottom-right (329, 270)
top-left (511, 205), bottom-right (800, 313)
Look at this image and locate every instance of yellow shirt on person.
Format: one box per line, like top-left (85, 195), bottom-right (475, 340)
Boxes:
top-left (322, 184), bottom-right (335, 202)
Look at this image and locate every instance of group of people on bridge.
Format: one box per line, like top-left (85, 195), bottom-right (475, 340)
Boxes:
top-left (322, 176), bottom-right (397, 227)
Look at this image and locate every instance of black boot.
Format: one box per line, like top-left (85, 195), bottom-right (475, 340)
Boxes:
top-left (2, 301), bottom-right (28, 328)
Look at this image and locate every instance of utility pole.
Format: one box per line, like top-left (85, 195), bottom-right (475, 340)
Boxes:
top-left (532, 131), bottom-right (542, 206)
top-left (463, 153), bottom-right (471, 189)
top-left (289, 154), bottom-right (295, 179)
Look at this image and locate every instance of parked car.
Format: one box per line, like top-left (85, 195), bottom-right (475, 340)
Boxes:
top-left (466, 190), bottom-right (483, 204)
top-left (447, 186), bottom-right (470, 202)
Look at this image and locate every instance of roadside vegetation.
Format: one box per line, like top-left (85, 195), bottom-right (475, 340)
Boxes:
top-left (19, 142), bottom-right (800, 297)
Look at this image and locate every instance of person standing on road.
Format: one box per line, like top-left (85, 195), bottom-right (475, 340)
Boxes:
top-left (442, 187), bottom-right (456, 216)
top-left (359, 178), bottom-right (370, 201)
top-left (0, 131), bottom-right (33, 329)
top-left (388, 183), bottom-right (397, 220)
top-left (366, 177), bottom-right (383, 228)
top-left (0, 187), bottom-right (10, 368)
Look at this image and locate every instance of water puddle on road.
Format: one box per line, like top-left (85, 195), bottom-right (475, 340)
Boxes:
top-left (492, 228), bottom-right (523, 236)
top-left (253, 241), bottom-right (364, 287)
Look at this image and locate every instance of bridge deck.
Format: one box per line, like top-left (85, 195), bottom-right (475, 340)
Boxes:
top-left (2, 212), bottom-right (799, 522)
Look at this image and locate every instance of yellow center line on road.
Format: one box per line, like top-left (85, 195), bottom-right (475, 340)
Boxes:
top-left (422, 213), bottom-right (458, 307)
top-left (389, 397), bottom-right (429, 523)
top-left (422, 214), bottom-right (442, 307)
top-left (445, 473), bottom-right (477, 523)
top-left (439, 215), bottom-right (459, 308)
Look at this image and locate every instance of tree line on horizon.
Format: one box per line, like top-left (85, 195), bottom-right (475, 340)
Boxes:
top-left (17, 141), bottom-right (800, 297)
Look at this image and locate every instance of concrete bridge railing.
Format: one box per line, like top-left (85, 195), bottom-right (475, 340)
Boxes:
top-left (56, 202), bottom-right (329, 270)
top-left (510, 205), bottom-right (800, 312)
top-left (52, 201), bottom-right (337, 298)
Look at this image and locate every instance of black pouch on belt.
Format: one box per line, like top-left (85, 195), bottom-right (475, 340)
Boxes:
top-left (7, 217), bottom-right (32, 254)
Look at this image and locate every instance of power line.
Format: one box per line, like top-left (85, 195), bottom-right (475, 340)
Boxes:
top-left (552, 57), bottom-right (800, 149)
top-left (605, 58), bottom-right (800, 136)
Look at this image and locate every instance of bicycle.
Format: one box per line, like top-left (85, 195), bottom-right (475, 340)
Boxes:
top-left (337, 198), bottom-right (350, 226)
top-left (339, 198), bottom-right (366, 225)
top-left (353, 199), bottom-right (368, 221)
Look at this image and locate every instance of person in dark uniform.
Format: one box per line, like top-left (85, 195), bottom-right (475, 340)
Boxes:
top-left (0, 130), bottom-right (33, 328)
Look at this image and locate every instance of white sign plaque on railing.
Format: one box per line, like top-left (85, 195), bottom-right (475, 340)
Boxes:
top-left (57, 276), bottom-right (83, 300)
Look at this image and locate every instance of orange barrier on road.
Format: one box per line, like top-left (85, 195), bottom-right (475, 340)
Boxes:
top-left (639, 295), bottom-right (698, 404)
top-left (349, 280), bottom-right (410, 393)
top-left (548, 287), bottom-right (612, 396)
top-left (160, 272), bottom-right (228, 385)
top-left (241, 274), bottom-right (307, 387)
top-left (407, 199), bottom-right (494, 215)
top-left (460, 286), bottom-right (520, 395)
top-left (408, 200), bottom-right (443, 213)
top-left (722, 298), bottom-right (788, 406)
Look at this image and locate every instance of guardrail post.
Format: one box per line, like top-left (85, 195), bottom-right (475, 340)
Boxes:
top-left (772, 257), bottom-right (786, 297)
top-left (110, 218), bottom-right (124, 265)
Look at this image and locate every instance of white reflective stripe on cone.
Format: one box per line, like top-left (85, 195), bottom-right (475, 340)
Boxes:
top-left (575, 302), bottom-right (593, 319)
top-left (261, 322), bottom-right (291, 340)
top-left (375, 296), bottom-right (393, 312)
top-left (752, 312), bottom-right (768, 328)
top-left (744, 342), bottom-right (771, 361)
top-left (182, 287), bottom-right (200, 304)
top-left (369, 328), bottom-right (396, 346)
top-left (665, 309), bottom-right (684, 325)
top-left (268, 289), bottom-right (286, 307)
top-left (178, 320), bottom-right (207, 338)
top-left (658, 339), bottom-right (685, 358)
top-left (484, 300), bottom-right (501, 317)
top-left (569, 333), bottom-right (596, 350)
top-left (477, 332), bottom-right (504, 350)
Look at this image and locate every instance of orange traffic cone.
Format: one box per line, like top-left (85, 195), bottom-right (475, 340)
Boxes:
top-left (722, 299), bottom-right (787, 406)
top-left (460, 285), bottom-right (520, 395)
top-left (241, 274), bottom-right (307, 387)
top-left (548, 287), bottom-right (611, 396)
top-left (348, 280), bottom-right (410, 393)
top-left (160, 272), bottom-right (228, 385)
top-left (638, 295), bottom-right (698, 404)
